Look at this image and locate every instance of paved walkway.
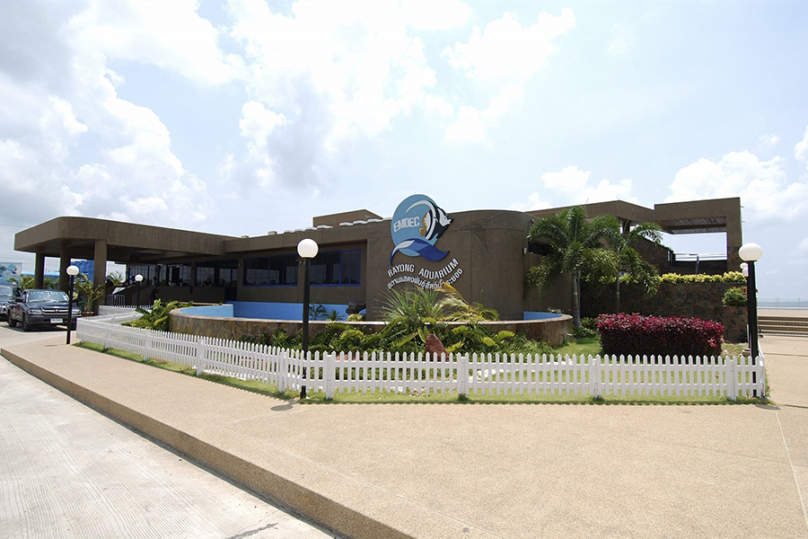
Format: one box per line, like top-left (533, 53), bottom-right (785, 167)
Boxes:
top-left (0, 354), bottom-right (337, 539)
top-left (2, 334), bottom-right (807, 539)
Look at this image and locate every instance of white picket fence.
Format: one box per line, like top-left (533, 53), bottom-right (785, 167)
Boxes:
top-left (75, 316), bottom-right (765, 401)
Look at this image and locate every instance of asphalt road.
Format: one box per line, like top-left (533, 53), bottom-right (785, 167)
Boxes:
top-left (0, 323), bottom-right (339, 539)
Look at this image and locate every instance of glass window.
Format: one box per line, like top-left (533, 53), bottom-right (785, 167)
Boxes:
top-left (128, 265), bottom-right (156, 285)
top-left (342, 250), bottom-right (361, 284)
top-left (309, 249), bottom-right (361, 286)
top-left (243, 258), bottom-right (268, 286)
top-left (195, 264), bottom-right (215, 286)
top-left (218, 260), bottom-right (238, 286)
top-left (282, 256), bottom-right (298, 285)
top-left (243, 255), bottom-right (297, 286)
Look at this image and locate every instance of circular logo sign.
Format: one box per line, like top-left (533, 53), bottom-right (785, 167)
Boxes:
top-left (390, 194), bottom-right (452, 264)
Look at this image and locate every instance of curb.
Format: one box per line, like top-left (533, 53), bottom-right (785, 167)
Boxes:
top-left (1, 347), bottom-right (412, 539)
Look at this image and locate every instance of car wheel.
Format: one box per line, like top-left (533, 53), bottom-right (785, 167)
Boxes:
top-left (8, 316), bottom-right (17, 328)
top-left (22, 314), bottom-right (32, 332)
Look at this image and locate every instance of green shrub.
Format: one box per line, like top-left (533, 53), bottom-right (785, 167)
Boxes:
top-left (722, 286), bottom-right (747, 306)
top-left (658, 271), bottom-right (745, 284)
top-left (126, 300), bottom-right (192, 332)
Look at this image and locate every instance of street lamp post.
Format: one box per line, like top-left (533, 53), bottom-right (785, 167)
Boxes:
top-left (135, 274), bottom-right (143, 307)
top-left (66, 265), bottom-right (79, 345)
top-left (297, 238), bottom-right (319, 399)
top-left (739, 243), bottom-right (762, 363)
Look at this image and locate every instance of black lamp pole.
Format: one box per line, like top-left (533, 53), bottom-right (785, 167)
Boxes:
top-left (747, 261), bottom-right (759, 363)
top-left (739, 242), bottom-right (763, 398)
top-left (65, 265), bottom-right (78, 345)
top-left (300, 257), bottom-right (311, 399)
top-left (297, 238), bottom-right (318, 400)
top-left (66, 273), bottom-right (75, 345)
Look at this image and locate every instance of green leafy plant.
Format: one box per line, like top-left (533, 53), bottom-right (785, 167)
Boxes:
top-left (722, 286), bottom-right (747, 306)
top-left (75, 273), bottom-right (104, 313)
top-left (326, 309), bottom-right (344, 321)
top-left (436, 283), bottom-right (499, 322)
top-left (309, 304), bottom-right (328, 321)
top-left (127, 299), bottom-right (192, 331)
top-left (526, 206), bottom-right (619, 327)
top-left (659, 272), bottom-right (745, 284)
top-left (106, 271), bottom-right (125, 286)
top-left (10, 275), bottom-right (57, 290)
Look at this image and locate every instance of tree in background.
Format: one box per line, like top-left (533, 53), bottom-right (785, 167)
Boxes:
top-left (106, 271), bottom-right (125, 286)
top-left (607, 221), bottom-right (663, 312)
top-left (526, 206), bottom-right (618, 327)
top-left (9, 275), bottom-right (57, 290)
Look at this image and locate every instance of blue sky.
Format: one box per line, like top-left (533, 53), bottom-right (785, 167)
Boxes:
top-left (1, 0), bottom-right (807, 299)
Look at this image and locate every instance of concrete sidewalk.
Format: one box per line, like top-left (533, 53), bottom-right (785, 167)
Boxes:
top-left (3, 336), bottom-right (808, 539)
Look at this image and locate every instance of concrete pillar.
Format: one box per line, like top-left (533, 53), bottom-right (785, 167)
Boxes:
top-left (94, 239), bottom-right (108, 306)
top-left (59, 244), bottom-right (71, 292)
top-left (726, 210), bottom-right (743, 272)
top-left (34, 253), bottom-right (45, 289)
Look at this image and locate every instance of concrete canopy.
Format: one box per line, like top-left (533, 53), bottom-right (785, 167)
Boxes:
top-left (14, 217), bottom-right (235, 295)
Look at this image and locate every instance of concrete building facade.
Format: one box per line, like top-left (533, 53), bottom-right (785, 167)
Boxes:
top-left (13, 196), bottom-right (743, 320)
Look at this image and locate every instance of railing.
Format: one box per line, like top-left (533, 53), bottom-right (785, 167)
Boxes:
top-left (75, 316), bottom-right (765, 401)
top-left (758, 298), bottom-right (808, 310)
top-left (99, 305), bottom-right (140, 315)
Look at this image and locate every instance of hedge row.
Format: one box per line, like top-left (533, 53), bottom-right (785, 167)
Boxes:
top-left (595, 313), bottom-right (724, 357)
top-left (657, 271), bottom-right (745, 284)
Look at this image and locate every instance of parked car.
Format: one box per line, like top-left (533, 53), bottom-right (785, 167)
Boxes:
top-left (7, 289), bottom-right (80, 331)
top-left (0, 284), bottom-right (16, 320)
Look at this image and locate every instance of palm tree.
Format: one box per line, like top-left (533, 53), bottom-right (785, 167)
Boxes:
top-left (9, 275), bottom-right (56, 290)
top-left (608, 221), bottom-right (663, 312)
top-left (526, 206), bottom-right (618, 327)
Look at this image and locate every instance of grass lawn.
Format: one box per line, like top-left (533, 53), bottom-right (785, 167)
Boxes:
top-left (76, 335), bottom-right (764, 406)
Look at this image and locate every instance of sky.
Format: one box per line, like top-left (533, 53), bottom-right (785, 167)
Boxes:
top-left (1, 0), bottom-right (807, 300)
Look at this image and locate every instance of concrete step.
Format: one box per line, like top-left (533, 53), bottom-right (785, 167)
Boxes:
top-left (759, 316), bottom-right (808, 336)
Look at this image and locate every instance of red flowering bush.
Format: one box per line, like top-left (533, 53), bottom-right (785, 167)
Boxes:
top-left (595, 313), bottom-right (724, 357)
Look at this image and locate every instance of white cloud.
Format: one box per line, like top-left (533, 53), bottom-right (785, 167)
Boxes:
top-left (667, 150), bottom-right (808, 222)
top-left (71, 0), bottom-right (235, 86)
top-left (0, 0), bottom-right (214, 229)
top-left (799, 237), bottom-right (808, 255)
top-left (233, 101), bottom-right (289, 188)
top-left (509, 192), bottom-right (552, 212)
top-left (510, 165), bottom-right (636, 211)
top-left (400, 0), bottom-right (471, 30)
top-left (228, 0), bottom-right (442, 145)
top-left (758, 133), bottom-right (779, 151)
top-left (444, 9), bottom-right (575, 82)
top-left (444, 84), bottom-right (523, 144)
top-left (542, 166), bottom-right (635, 204)
top-left (441, 9), bottom-right (574, 144)
top-left (795, 126), bottom-right (808, 163)
top-left (606, 24), bottom-right (635, 57)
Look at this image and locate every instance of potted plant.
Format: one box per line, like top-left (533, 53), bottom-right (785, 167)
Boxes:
top-left (75, 274), bottom-right (104, 316)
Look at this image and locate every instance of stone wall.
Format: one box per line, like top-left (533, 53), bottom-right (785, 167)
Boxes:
top-left (582, 282), bottom-right (748, 343)
top-left (170, 309), bottom-right (574, 347)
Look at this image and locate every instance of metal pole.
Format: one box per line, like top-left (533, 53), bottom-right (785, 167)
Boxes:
top-left (137, 282), bottom-right (141, 308)
top-left (748, 261), bottom-right (759, 363)
top-left (300, 258), bottom-right (310, 399)
top-left (66, 275), bottom-right (75, 345)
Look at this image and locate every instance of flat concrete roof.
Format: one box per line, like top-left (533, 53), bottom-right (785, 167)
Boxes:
top-left (14, 216), bottom-right (236, 264)
top-left (14, 198), bottom-right (743, 266)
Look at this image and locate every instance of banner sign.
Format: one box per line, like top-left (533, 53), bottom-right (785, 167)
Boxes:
top-left (388, 195), bottom-right (464, 290)
top-left (390, 194), bottom-right (452, 264)
top-left (0, 262), bottom-right (21, 285)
